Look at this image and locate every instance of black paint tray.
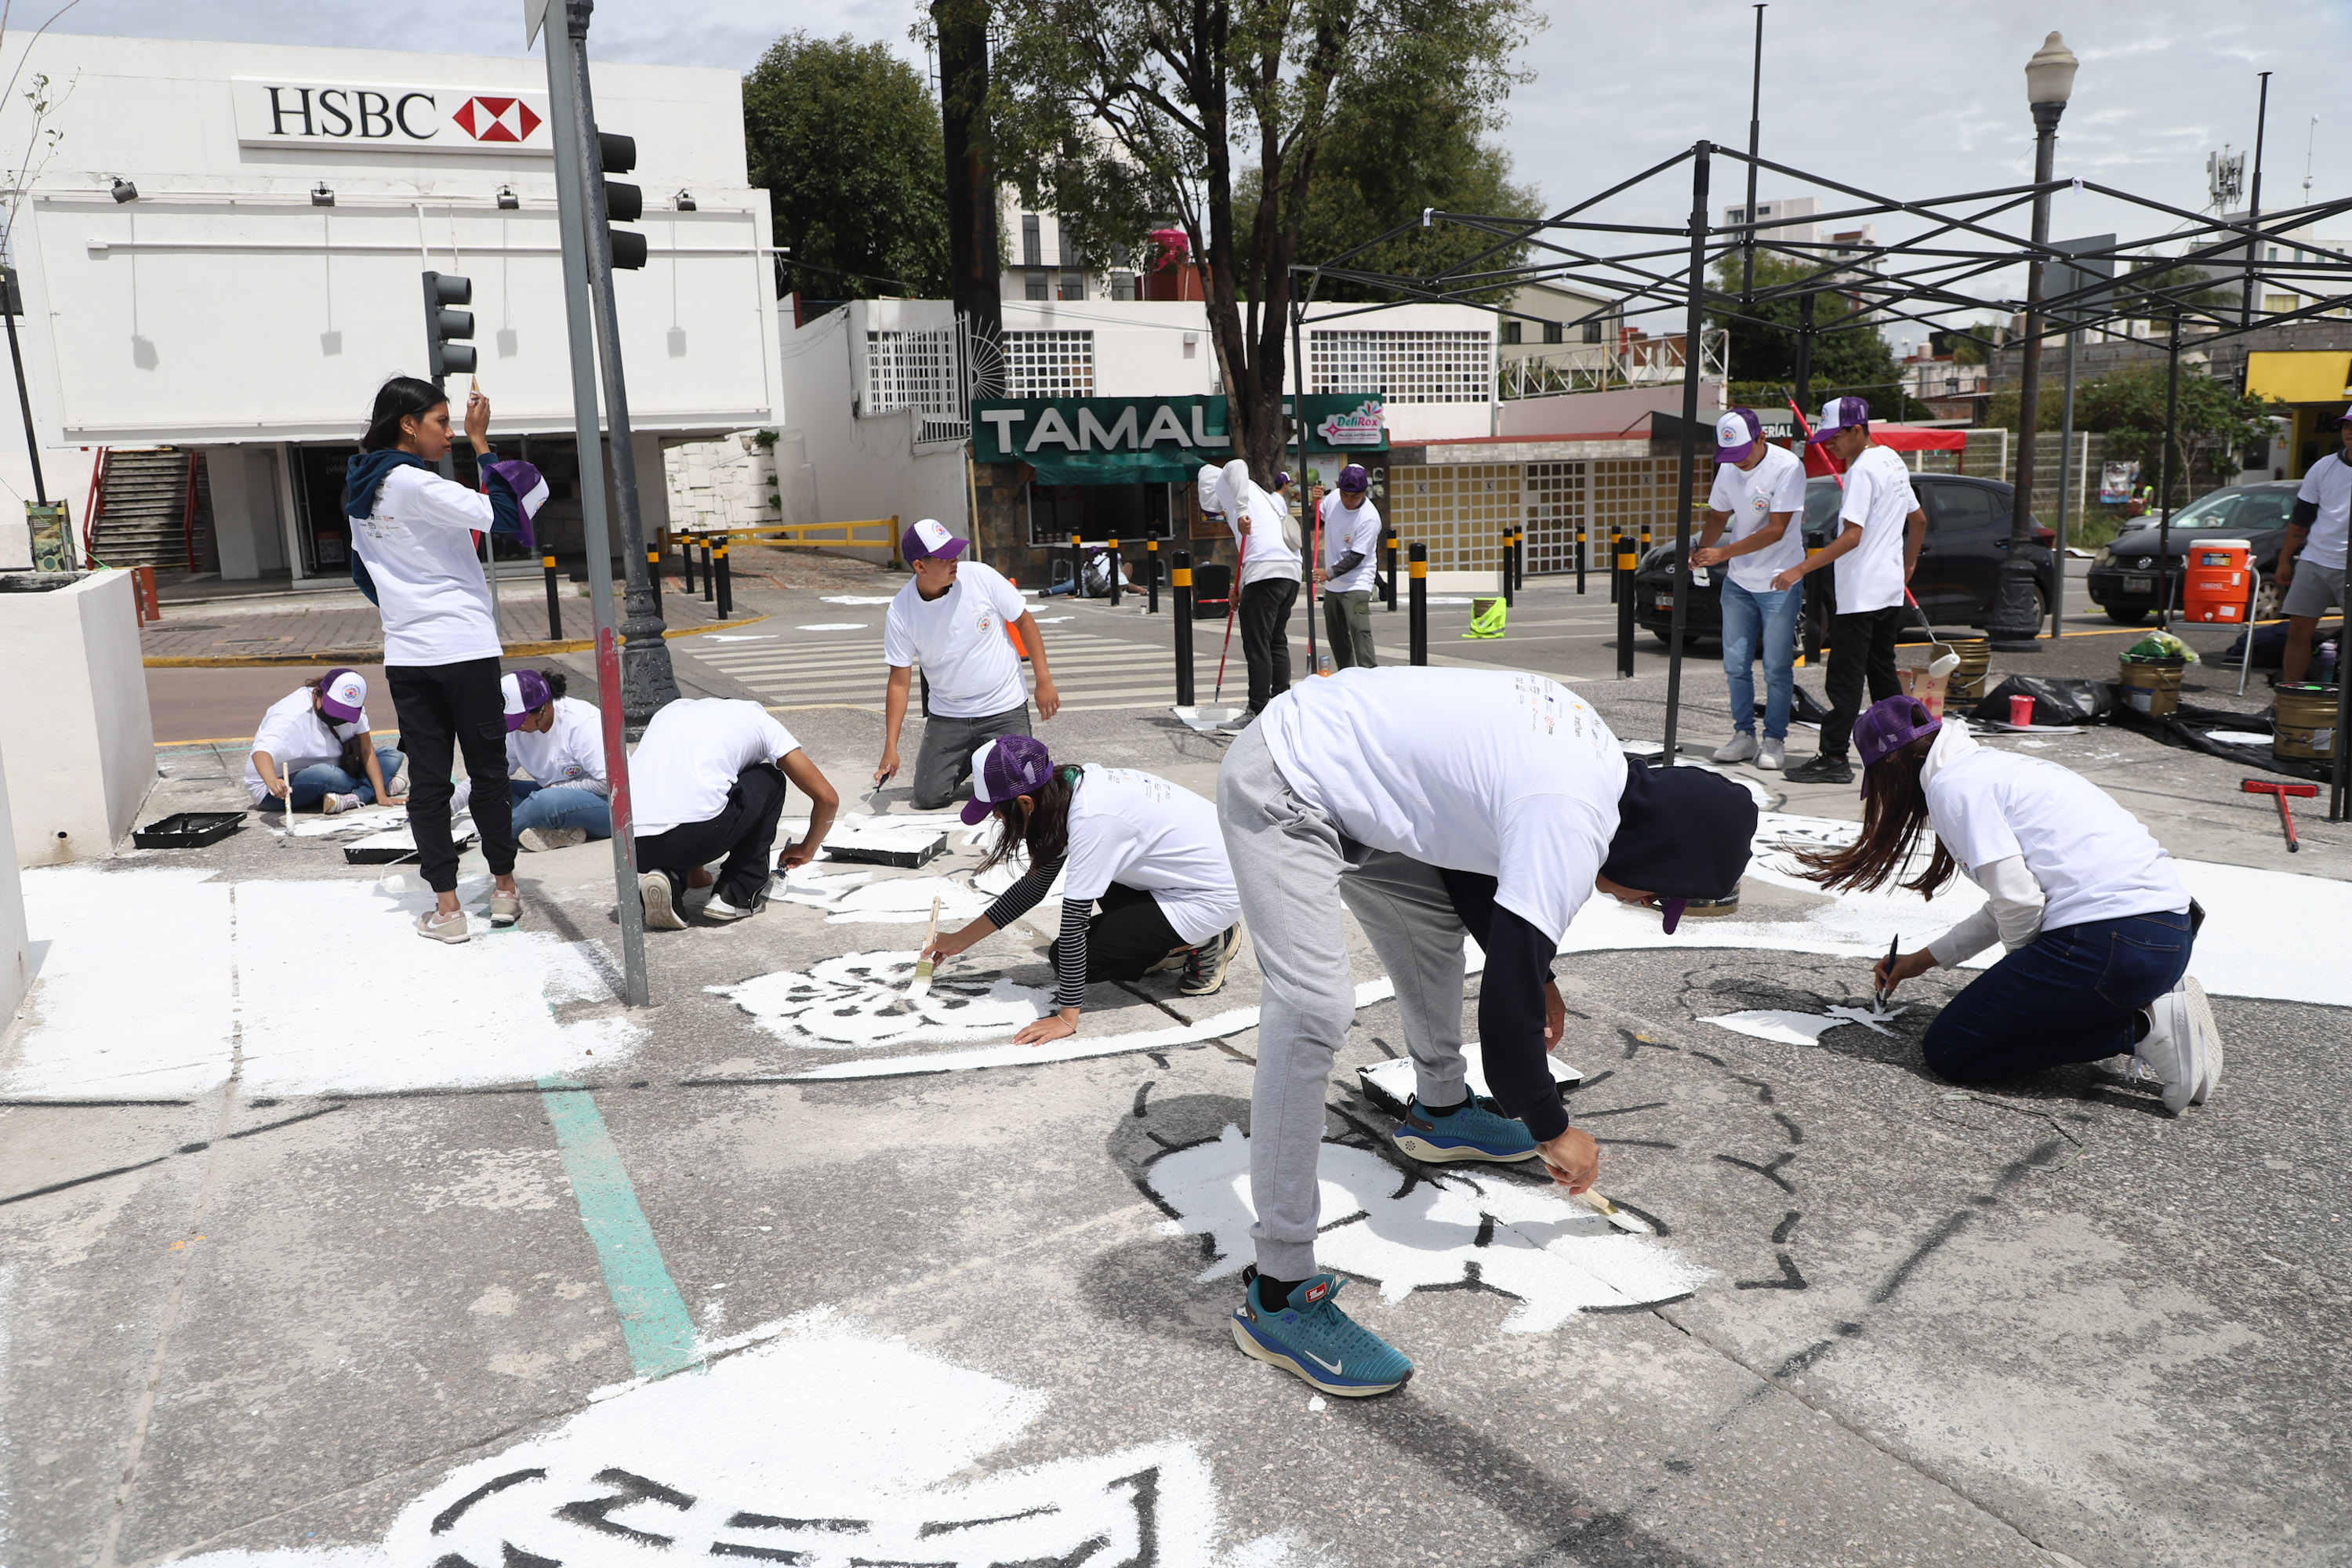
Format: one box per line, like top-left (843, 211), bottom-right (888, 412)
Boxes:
top-left (132, 811), bottom-right (247, 849)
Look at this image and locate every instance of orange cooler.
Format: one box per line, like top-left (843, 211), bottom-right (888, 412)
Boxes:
top-left (2181, 537), bottom-right (2254, 623)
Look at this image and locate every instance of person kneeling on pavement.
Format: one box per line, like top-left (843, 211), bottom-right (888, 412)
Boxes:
top-left (1801, 695), bottom-right (2222, 1112)
top-left (630, 698), bottom-right (837, 930)
top-left (922, 736), bottom-right (1244, 1044)
top-left (245, 667), bottom-right (405, 815)
top-left (1218, 666), bottom-right (1756, 1396)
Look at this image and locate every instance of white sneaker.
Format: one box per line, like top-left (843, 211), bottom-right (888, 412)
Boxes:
top-left (1758, 737), bottom-right (1787, 771)
top-left (702, 892), bottom-right (757, 923)
top-left (518, 827), bottom-right (590, 853)
top-left (1711, 733), bottom-right (1759, 763)
top-left (323, 791), bottom-right (362, 815)
top-left (2139, 982), bottom-right (2207, 1115)
top-left (2180, 976), bottom-right (2222, 1105)
top-left (639, 870), bottom-right (686, 931)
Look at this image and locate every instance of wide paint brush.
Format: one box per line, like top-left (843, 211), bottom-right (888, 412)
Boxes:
top-left (908, 895), bottom-right (942, 1000)
top-left (1576, 1189), bottom-right (1654, 1235)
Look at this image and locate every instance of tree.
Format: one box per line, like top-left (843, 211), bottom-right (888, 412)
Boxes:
top-left (744, 33), bottom-right (950, 303)
top-left (985, 0), bottom-right (1540, 475)
top-left (1706, 254), bottom-right (1928, 419)
top-left (1989, 365), bottom-right (2281, 505)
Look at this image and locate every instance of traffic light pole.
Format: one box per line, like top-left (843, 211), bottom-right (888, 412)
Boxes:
top-left (561, 0), bottom-right (678, 725)
top-left (544, 0), bottom-right (648, 1006)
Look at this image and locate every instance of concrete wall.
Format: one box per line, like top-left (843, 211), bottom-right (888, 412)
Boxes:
top-left (0, 569), bottom-right (156, 865)
top-left (204, 446), bottom-right (291, 580)
top-left (0, 734), bottom-right (28, 1027)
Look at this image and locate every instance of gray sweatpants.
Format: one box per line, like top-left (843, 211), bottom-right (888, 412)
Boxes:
top-left (1218, 721), bottom-right (1474, 1281)
top-left (912, 702), bottom-right (1031, 810)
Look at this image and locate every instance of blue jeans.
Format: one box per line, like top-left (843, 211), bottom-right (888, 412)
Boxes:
top-left (1721, 579), bottom-right (1799, 740)
top-left (262, 747), bottom-right (403, 811)
top-left (1922, 910), bottom-right (2194, 1083)
top-left (510, 778), bottom-right (613, 840)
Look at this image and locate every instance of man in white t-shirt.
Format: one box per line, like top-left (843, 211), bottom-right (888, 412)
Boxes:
top-left (1769, 396), bottom-right (1927, 785)
top-left (1691, 408), bottom-right (1807, 771)
top-left (2279, 407), bottom-right (2352, 684)
top-left (873, 518), bottom-right (1060, 809)
top-left (1314, 463), bottom-right (1383, 670)
top-left (630, 699), bottom-right (838, 929)
top-left (1218, 459), bottom-right (1304, 713)
top-left (1215, 667), bottom-right (1756, 1396)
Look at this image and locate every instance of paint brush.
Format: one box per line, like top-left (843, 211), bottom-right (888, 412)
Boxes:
top-left (908, 895), bottom-right (942, 1000)
top-left (1577, 1189), bottom-right (1654, 1235)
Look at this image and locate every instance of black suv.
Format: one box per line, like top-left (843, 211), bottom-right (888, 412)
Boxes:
top-left (2083, 481), bottom-right (2298, 624)
top-left (1632, 473), bottom-right (2057, 642)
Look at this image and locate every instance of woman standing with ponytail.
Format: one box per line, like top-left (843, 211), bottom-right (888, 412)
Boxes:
top-left (346, 376), bottom-right (546, 943)
top-left (1802, 695), bottom-right (2223, 1112)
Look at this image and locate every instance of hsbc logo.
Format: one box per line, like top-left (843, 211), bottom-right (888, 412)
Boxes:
top-left (232, 78), bottom-right (554, 158)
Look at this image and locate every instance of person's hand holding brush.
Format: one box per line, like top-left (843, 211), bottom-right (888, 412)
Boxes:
top-left (1537, 1125), bottom-right (1599, 1194)
top-left (1875, 947), bottom-right (1936, 996)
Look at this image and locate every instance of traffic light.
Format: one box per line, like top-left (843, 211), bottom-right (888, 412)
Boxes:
top-left (597, 132), bottom-right (646, 270)
top-left (422, 270), bottom-right (475, 379)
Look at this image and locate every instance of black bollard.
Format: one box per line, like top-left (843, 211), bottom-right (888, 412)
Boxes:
top-left (1409, 542), bottom-right (1428, 666)
top-left (716, 542), bottom-right (733, 621)
top-left (543, 552), bottom-right (564, 641)
top-left (681, 538), bottom-right (696, 594)
top-left (702, 542), bottom-right (715, 603)
top-left (648, 545), bottom-right (662, 601)
top-left (1069, 533), bottom-right (1083, 600)
top-left (1515, 528), bottom-right (1526, 592)
top-left (1108, 538), bottom-right (1121, 607)
top-left (1381, 528), bottom-right (1398, 611)
top-left (1500, 527), bottom-right (1514, 608)
top-left (1146, 538), bottom-right (1160, 614)
top-left (1575, 522), bottom-right (1587, 596)
top-left (1173, 550), bottom-right (1195, 705)
top-left (1615, 534), bottom-right (1636, 678)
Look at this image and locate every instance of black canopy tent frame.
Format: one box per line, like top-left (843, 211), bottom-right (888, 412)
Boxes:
top-left (1287, 140), bottom-right (2352, 815)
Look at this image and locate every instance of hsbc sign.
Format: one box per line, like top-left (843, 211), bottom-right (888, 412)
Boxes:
top-left (230, 78), bottom-right (554, 156)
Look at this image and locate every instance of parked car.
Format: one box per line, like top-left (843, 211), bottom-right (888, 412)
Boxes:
top-left (2082, 481), bottom-right (2297, 624)
top-left (1631, 473), bottom-right (2058, 643)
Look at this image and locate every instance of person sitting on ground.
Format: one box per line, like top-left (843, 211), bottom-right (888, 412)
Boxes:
top-left (2278, 405), bottom-right (2352, 685)
top-left (630, 698), bottom-right (837, 930)
top-left (922, 736), bottom-right (1244, 1042)
top-left (1801, 694), bottom-right (2221, 1113)
top-left (1218, 666), bottom-right (1756, 1396)
top-left (245, 667), bottom-right (404, 815)
top-left (502, 670), bottom-right (612, 851)
top-left (873, 518), bottom-right (1060, 809)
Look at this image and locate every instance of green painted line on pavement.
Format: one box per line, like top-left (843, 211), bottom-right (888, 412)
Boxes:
top-left (537, 1078), bottom-right (698, 1379)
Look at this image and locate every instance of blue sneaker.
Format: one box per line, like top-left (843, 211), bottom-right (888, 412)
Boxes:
top-left (1390, 1095), bottom-right (1540, 1164)
top-left (1230, 1268), bottom-right (1413, 1397)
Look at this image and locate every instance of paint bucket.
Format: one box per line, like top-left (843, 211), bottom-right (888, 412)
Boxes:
top-left (2009, 694), bottom-right (2036, 727)
top-left (2118, 656), bottom-right (2186, 717)
top-left (2272, 684), bottom-right (2340, 761)
top-left (1935, 633), bottom-right (1991, 699)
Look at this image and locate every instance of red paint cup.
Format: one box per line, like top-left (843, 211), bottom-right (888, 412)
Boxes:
top-left (2009, 694), bottom-right (2035, 727)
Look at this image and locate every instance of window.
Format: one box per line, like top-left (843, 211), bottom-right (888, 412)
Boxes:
top-left (1111, 274), bottom-right (1136, 302)
top-left (1926, 481), bottom-right (2001, 534)
top-left (1541, 320), bottom-right (1564, 345)
top-left (1581, 318), bottom-right (1603, 344)
top-left (865, 328), bottom-right (961, 416)
top-left (1003, 329), bottom-right (1094, 397)
top-left (1024, 274), bottom-right (1049, 301)
top-left (1501, 321), bottom-right (1523, 346)
top-left (1309, 328), bottom-right (1494, 403)
top-left (1058, 223), bottom-right (1081, 270)
top-left (1021, 212), bottom-right (1042, 268)
top-left (1058, 272), bottom-right (1087, 302)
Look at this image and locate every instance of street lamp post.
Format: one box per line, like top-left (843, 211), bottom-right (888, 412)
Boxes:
top-left (1989, 29), bottom-right (2078, 649)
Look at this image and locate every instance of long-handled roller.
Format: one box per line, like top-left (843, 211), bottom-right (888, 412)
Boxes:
top-left (1213, 532), bottom-right (1246, 702)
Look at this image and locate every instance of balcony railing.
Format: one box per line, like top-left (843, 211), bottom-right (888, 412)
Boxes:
top-left (1497, 328), bottom-right (1728, 400)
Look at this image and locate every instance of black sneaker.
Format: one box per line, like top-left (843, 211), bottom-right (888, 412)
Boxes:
top-left (1782, 753), bottom-right (1854, 784)
top-left (1180, 923), bottom-right (1244, 996)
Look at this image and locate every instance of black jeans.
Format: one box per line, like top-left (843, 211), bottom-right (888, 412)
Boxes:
top-left (1922, 911), bottom-right (2192, 1083)
top-left (634, 762), bottom-right (787, 907)
top-left (1240, 577), bottom-right (1298, 712)
top-left (388, 657), bottom-right (515, 894)
top-left (1820, 605), bottom-right (1904, 758)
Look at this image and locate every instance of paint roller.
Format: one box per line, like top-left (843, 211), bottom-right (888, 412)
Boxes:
top-left (1784, 397), bottom-right (1958, 682)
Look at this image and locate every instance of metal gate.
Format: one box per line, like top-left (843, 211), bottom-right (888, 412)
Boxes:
top-left (1523, 462), bottom-right (1588, 575)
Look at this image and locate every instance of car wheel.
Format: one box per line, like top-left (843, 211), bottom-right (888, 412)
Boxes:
top-left (1650, 627), bottom-right (1673, 644)
top-left (2252, 579), bottom-right (2282, 620)
top-left (2105, 604), bottom-right (2148, 625)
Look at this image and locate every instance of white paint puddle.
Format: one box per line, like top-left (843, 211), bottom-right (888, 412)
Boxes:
top-left (705, 633), bottom-right (779, 642)
top-left (795, 622), bottom-right (869, 631)
top-left (819, 594), bottom-right (898, 605)
top-left (180, 1311), bottom-right (1289, 1568)
top-left (1149, 1127), bottom-right (1707, 1332)
top-left (775, 873), bottom-right (991, 925)
top-left (285, 806), bottom-right (409, 838)
top-left (1700, 1004), bottom-right (1905, 1047)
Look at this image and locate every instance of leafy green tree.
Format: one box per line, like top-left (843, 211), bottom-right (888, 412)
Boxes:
top-left (1706, 253), bottom-right (1927, 419)
top-left (1988, 365), bottom-right (2281, 505)
top-left (984, 0), bottom-right (1540, 475)
top-left (744, 33), bottom-right (950, 302)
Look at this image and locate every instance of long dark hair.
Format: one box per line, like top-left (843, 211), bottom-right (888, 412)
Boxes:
top-left (1795, 734), bottom-right (1960, 897)
top-left (360, 376), bottom-right (448, 452)
top-left (975, 764), bottom-right (1081, 876)
top-left (538, 668), bottom-right (568, 702)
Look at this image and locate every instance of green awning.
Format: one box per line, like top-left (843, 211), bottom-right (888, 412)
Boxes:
top-left (972, 394), bottom-right (1387, 485)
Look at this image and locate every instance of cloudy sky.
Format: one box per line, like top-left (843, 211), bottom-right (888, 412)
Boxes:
top-left (28, 0), bottom-right (2352, 341)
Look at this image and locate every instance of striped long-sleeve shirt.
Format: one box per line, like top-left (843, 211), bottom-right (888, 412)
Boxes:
top-left (983, 855), bottom-right (1090, 1009)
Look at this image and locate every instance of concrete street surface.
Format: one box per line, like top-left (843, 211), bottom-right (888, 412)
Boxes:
top-left (5, 551), bottom-right (2346, 1568)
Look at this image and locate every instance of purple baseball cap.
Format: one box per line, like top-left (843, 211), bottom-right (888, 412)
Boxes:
top-left (1272, 471), bottom-right (1293, 490)
top-left (1338, 463), bottom-right (1370, 492)
top-left (501, 669), bottom-right (553, 731)
top-left (1713, 407), bottom-right (1763, 464)
top-left (960, 734), bottom-right (1055, 825)
top-left (2330, 403), bottom-right (2352, 427)
top-left (1806, 395), bottom-right (1871, 444)
top-left (316, 667), bottom-right (366, 724)
top-left (902, 517), bottom-right (968, 563)
top-left (1855, 694), bottom-right (1942, 768)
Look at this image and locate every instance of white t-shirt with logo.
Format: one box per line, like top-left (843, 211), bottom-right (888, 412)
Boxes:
top-left (507, 695), bottom-right (609, 796)
top-left (1831, 445), bottom-right (1919, 615)
top-left (1062, 764), bottom-right (1240, 946)
top-left (245, 688), bottom-right (372, 804)
top-left (630, 699), bottom-right (800, 837)
top-left (349, 463), bottom-right (502, 667)
top-left (1319, 494), bottom-right (1384, 594)
top-left (2294, 451), bottom-right (2351, 570)
top-left (1263, 668), bottom-right (1627, 941)
top-left (881, 561), bottom-right (1029, 719)
top-left (1707, 444), bottom-right (1809, 593)
top-left (1224, 477), bottom-right (1302, 587)
top-left (1926, 747), bottom-right (2188, 932)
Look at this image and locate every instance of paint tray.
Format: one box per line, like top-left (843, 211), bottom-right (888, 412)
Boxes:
top-left (1355, 1054), bottom-right (1584, 1120)
top-left (822, 819), bottom-right (947, 869)
top-left (344, 826), bottom-right (474, 866)
top-left (132, 811), bottom-right (247, 849)
top-left (1172, 705), bottom-right (1248, 733)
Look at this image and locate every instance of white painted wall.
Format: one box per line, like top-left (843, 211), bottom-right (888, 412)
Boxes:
top-left (0, 735), bottom-right (28, 1026)
top-left (0, 570), bottom-right (155, 865)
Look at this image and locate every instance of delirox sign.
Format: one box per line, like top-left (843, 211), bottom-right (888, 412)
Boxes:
top-left (231, 78), bottom-right (554, 157)
top-left (972, 394), bottom-right (1385, 484)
